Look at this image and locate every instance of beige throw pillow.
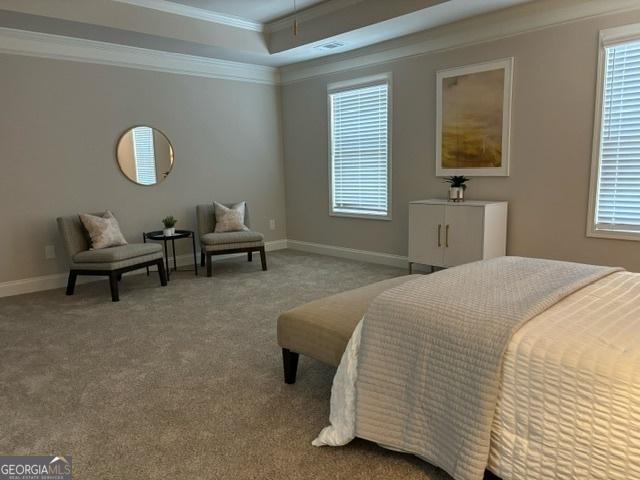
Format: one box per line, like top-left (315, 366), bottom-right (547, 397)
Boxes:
top-left (214, 201), bottom-right (249, 233)
top-left (79, 211), bottom-right (128, 250)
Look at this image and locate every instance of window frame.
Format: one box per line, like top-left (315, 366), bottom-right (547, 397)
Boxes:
top-left (327, 73), bottom-right (393, 221)
top-left (587, 23), bottom-right (640, 241)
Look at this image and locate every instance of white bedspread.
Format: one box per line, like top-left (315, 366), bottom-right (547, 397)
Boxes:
top-left (314, 271), bottom-right (640, 480)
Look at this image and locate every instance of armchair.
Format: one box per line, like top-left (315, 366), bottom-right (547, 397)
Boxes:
top-left (57, 213), bottom-right (167, 302)
top-left (196, 203), bottom-right (267, 277)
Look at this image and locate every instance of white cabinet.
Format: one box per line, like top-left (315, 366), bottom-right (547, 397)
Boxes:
top-left (408, 199), bottom-right (507, 270)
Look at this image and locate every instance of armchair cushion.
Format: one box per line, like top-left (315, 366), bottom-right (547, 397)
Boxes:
top-left (201, 231), bottom-right (264, 252)
top-left (73, 243), bottom-right (161, 263)
top-left (200, 230), bottom-right (263, 246)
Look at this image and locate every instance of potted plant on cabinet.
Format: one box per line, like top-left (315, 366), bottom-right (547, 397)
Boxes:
top-left (162, 216), bottom-right (177, 236)
top-left (444, 176), bottom-right (470, 202)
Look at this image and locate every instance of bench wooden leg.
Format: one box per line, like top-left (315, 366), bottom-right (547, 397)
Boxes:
top-left (109, 272), bottom-right (119, 302)
top-left (282, 348), bottom-right (299, 384)
top-left (66, 271), bottom-right (78, 295)
top-left (259, 246), bottom-right (267, 271)
top-left (248, 251), bottom-right (252, 262)
top-left (200, 251), bottom-right (205, 267)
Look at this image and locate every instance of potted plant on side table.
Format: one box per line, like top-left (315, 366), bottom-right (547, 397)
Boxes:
top-left (162, 216), bottom-right (177, 236)
top-left (444, 176), bottom-right (470, 202)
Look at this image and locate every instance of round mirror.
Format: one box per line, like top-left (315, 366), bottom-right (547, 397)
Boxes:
top-left (116, 126), bottom-right (174, 186)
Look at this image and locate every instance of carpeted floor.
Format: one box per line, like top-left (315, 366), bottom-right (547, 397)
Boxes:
top-left (0, 250), bottom-right (451, 479)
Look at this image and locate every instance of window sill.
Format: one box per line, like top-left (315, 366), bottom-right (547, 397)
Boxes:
top-left (587, 228), bottom-right (640, 242)
top-left (330, 211), bottom-right (392, 221)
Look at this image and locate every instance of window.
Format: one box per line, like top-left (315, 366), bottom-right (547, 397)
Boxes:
top-left (589, 25), bottom-right (640, 240)
top-left (329, 74), bottom-right (391, 219)
top-left (132, 126), bottom-right (157, 185)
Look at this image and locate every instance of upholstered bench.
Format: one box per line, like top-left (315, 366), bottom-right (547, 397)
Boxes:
top-left (277, 274), bottom-right (421, 383)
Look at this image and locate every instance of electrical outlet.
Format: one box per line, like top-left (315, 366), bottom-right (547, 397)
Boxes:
top-left (269, 219), bottom-right (276, 231)
top-left (45, 245), bottom-right (56, 259)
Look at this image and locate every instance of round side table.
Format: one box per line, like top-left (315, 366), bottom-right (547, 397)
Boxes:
top-left (143, 229), bottom-right (198, 280)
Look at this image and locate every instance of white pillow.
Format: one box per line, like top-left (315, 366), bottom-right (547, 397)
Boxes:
top-left (214, 201), bottom-right (249, 233)
top-left (79, 211), bottom-right (128, 250)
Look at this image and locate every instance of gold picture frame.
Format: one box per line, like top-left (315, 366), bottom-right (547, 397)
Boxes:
top-left (436, 58), bottom-right (513, 177)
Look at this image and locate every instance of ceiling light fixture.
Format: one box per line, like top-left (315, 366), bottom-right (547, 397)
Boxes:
top-left (314, 41), bottom-right (346, 51)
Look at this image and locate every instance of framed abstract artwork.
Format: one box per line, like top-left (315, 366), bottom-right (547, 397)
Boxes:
top-left (436, 58), bottom-right (513, 176)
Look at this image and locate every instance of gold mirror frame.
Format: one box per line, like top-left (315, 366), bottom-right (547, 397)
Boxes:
top-left (115, 125), bottom-right (174, 186)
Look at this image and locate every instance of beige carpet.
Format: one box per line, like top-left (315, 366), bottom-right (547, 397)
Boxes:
top-left (0, 250), bottom-right (452, 479)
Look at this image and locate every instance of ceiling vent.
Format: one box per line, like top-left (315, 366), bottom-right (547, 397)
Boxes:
top-left (315, 41), bottom-right (345, 51)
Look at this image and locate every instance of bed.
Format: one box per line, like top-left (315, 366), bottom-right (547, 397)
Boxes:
top-left (301, 257), bottom-right (640, 480)
top-left (488, 270), bottom-right (640, 479)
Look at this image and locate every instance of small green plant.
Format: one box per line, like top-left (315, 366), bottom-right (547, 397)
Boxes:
top-left (162, 216), bottom-right (177, 228)
top-left (443, 176), bottom-right (471, 190)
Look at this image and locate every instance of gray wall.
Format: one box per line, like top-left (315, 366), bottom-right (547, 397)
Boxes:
top-left (282, 10), bottom-right (640, 272)
top-left (0, 54), bottom-right (286, 283)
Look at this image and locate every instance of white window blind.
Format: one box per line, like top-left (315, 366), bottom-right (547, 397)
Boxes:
top-left (132, 126), bottom-right (157, 186)
top-left (595, 38), bottom-right (640, 232)
top-left (329, 80), bottom-right (389, 217)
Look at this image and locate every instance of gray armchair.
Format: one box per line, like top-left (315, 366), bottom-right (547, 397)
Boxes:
top-left (196, 203), bottom-right (267, 277)
top-left (57, 213), bottom-right (167, 301)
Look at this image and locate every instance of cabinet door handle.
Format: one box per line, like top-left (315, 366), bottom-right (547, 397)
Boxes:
top-left (445, 224), bottom-right (450, 248)
top-left (437, 224), bottom-right (442, 247)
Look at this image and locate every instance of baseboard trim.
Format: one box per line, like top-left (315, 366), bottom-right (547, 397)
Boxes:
top-left (0, 239), bottom-right (415, 298)
top-left (286, 239), bottom-right (407, 269)
top-left (0, 239), bottom-right (288, 298)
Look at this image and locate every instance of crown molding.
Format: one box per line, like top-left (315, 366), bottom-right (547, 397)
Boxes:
top-left (1, 0), bottom-right (637, 87)
top-left (111, 0), bottom-right (264, 32)
top-left (266, 0), bottom-right (365, 33)
top-left (280, 0), bottom-right (640, 84)
top-left (0, 27), bottom-right (279, 85)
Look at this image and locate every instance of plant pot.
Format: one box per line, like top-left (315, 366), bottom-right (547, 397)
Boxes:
top-left (449, 187), bottom-right (464, 202)
top-left (163, 227), bottom-right (175, 236)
